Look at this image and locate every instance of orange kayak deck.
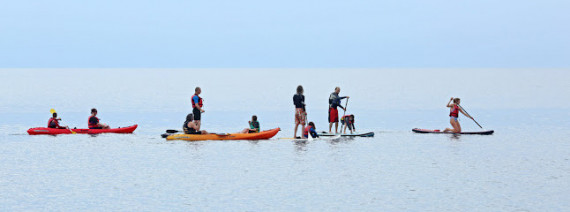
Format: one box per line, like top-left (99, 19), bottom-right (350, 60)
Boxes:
top-left (166, 128), bottom-right (280, 141)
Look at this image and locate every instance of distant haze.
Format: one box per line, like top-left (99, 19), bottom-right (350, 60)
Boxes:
top-left (1, 0), bottom-right (569, 68)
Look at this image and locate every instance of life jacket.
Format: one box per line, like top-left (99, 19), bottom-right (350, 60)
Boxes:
top-left (449, 105), bottom-right (459, 118)
top-left (303, 125), bottom-right (313, 138)
top-left (47, 118), bottom-right (59, 128)
top-left (88, 115), bottom-right (100, 129)
top-left (341, 115), bottom-right (353, 124)
top-left (191, 94), bottom-right (203, 108)
top-left (250, 121), bottom-right (260, 132)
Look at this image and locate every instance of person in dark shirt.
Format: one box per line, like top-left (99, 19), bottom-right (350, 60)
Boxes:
top-left (293, 85), bottom-right (306, 138)
top-left (88, 108), bottom-right (110, 129)
top-left (328, 87), bottom-right (349, 134)
top-left (183, 113), bottom-right (208, 134)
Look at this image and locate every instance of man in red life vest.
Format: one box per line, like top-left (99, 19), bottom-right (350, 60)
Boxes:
top-left (191, 87), bottom-right (205, 131)
top-left (47, 112), bottom-right (68, 129)
top-left (88, 108), bottom-right (110, 129)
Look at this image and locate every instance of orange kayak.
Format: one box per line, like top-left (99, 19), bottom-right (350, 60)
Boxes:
top-left (166, 128), bottom-right (280, 141)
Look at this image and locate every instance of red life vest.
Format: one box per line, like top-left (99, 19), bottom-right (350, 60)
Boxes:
top-left (47, 118), bottom-right (59, 128)
top-left (449, 105), bottom-right (459, 117)
top-left (303, 126), bottom-right (313, 137)
top-left (88, 115), bottom-right (100, 128)
top-left (191, 94), bottom-right (203, 108)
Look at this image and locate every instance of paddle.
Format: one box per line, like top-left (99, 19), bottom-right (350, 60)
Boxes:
top-left (457, 105), bottom-right (483, 129)
top-left (341, 98), bottom-right (349, 130)
top-left (50, 108), bottom-right (75, 134)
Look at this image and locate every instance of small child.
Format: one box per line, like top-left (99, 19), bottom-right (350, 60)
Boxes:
top-left (303, 122), bottom-right (319, 138)
top-left (241, 115), bottom-right (260, 133)
top-left (341, 114), bottom-right (356, 134)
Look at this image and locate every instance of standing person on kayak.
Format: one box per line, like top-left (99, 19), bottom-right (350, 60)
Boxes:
top-left (443, 97), bottom-right (473, 133)
top-left (183, 113), bottom-right (208, 134)
top-left (303, 122), bottom-right (319, 139)
top-left (293, 85), bottom-right (306, 138)
top-left (328, 87), bottom-right (349, 134)
top-left (88, 108), bottom-right (110, 129)
top-left (47, 113), bottom-right (68, 129)
top-left (191, 87), bottom-right (205, 131)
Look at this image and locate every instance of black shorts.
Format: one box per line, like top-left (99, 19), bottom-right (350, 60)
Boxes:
top-left (89, 127), bottom-right (103, 129)
top-left (193, 108), bottom-right (201, 121)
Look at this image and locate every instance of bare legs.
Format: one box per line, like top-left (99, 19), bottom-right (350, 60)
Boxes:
top-left (443, 119), bottom-right (461, 133)
top-left (328, 122), bottom-right (339, 134)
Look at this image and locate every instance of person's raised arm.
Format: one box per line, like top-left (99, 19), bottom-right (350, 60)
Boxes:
top-left (446, 97), bottom-right (454, 108)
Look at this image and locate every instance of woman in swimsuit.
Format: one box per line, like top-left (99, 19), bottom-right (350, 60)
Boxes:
top-left (443, 97), bottom-right (473, 133)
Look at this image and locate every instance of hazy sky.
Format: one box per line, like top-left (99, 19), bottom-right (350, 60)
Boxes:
top-left (1, 0), bottom-right (568, 68)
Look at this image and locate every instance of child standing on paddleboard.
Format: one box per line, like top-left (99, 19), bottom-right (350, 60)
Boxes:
top-left (443, 97), bottom-right (473, 133)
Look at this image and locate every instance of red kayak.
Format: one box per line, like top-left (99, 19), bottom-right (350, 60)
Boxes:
top-left (412, 128), bottom-right (494, 135)
top-left (27, 125), bottom-right (138, 135)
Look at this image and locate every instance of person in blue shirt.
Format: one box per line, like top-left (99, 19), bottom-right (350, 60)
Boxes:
top-left (191, 87), bottom-right (205, 131)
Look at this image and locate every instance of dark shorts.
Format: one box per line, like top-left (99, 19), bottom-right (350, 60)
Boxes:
top-left (89, 127), bottom-right (103, 129)
top-left (193, 108), bottom-right (201, 121)
top-left (328, 107), bottom-right (339, 123)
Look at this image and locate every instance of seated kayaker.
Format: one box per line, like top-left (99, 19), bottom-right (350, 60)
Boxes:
top-left (88, 108), bottom-right (110, 129)
top-left (341, 114), bottom-right (356, 134)
top-left (303, 122), bottom-right (319, 139)
top-left (241, 115), bottom-right (260, 133)
top-left (47, 113), bottom-right (68, 129)
top-left (183, 113), bottom-right (208, 134)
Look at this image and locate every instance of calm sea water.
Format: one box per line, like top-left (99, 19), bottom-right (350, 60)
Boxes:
top-left (1, 69), bottom-right (569, 211)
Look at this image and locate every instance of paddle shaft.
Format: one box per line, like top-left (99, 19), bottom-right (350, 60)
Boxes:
top-left (458, 105), bottom-right (483, 128)
top-left (342, 98), bottom-right (349, 128)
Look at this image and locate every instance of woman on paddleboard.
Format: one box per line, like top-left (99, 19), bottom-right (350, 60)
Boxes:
top-left (293, 85), bottom-right (306, 138)
top-left (443, 97), bottom-right (473, 133)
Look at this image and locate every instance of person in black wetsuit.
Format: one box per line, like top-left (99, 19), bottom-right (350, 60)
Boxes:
top-left (183, 113), bottom-right (208, 134)
top-left (293, 85), bottom-right (306, 138)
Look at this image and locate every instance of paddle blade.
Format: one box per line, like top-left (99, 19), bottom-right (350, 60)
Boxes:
top-left (161, 133), bottom-right (170, 138)
top-left (50, 109), bottom-right (56, 114)
top-left (166, 129), bottom-right (180, 133)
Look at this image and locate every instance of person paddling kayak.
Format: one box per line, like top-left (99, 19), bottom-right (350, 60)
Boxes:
top-left (303, 122), bottom-right (319, 139)
top-left (241, 115), bottom-right (260, 133)
top-left (191, 87), bottom-right (205, 131)
top-left (328, 87), bottom-right (349, 134)
top-left (293, 85), bottom-right (306, 138)
top-left (183, 113), bottom-right (208, 134)
top-left (88, 108), bottom-right (110, 129)
top-left (443, 97), bottom-right (473, 133)
top-left (47, 113), bottom-right (68, 129)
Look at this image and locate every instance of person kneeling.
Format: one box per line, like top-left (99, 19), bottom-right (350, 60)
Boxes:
top-left (303, 122), bottom-right (319, 139)
top-left (241, 115), bottom-right (260, 133)
top-left (184, 113), bottom-right (208, 134)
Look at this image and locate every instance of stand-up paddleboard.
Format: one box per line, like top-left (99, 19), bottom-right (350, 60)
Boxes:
top-left (280, 135), bottom-right (342, 141)
top-left (412, 128), bottom-right (494, 135)
top-left (318, 131), bottom-right (374, 137)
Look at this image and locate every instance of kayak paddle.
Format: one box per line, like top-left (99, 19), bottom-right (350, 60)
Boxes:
top-left (458, 105), bottom-right (483, 129)
top-left (341, 98), bottom-right (349, 129)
